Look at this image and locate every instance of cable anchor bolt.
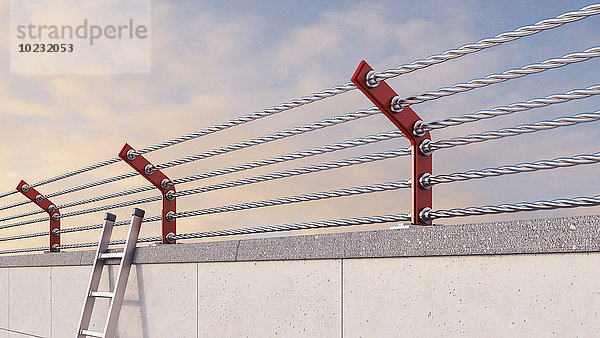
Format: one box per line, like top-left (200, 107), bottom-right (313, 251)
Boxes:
top-left (126, 149), bottom-right (137, 161)
top-left (419, 139), bottom-right (433, 156)
top-left (419, 207), bottom-right (433, 224)
top-left (160, 178), bottom-right (172, 190)
top-left (165, 232), bottom-right (176, 243)
top-left (419, 173), bottom-right (433, 190)
top-left (144, 164), bottom-right (155, 175)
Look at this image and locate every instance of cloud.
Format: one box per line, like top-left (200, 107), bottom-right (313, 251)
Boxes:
top-left (1, 0), bottom-right (599, 252)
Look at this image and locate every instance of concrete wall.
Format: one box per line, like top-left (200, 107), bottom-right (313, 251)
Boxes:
top-left (1, 215), bottom-right (599, 337)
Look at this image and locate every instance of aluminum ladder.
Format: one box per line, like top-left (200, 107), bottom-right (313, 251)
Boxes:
top-left (77, 208), bottom-right (145, 338)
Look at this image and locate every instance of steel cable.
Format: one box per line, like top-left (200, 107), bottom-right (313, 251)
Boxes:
top-left (0, 130), bottom-right (404, 224)
top-left (391, 47), bottom-right (600, 111)
top-left (0, 185), bottom-right (156, 223)
top-left (0, 108), bottom-right (380, 213)
top-left (173, 180), bottom-right (411, 219)
top-left (0, 196), bottom-right (162, 230)
top-left (421, 85), bottom-right (600, 132)
top-left (57, 215), bottom-right (162, 235)
top-left (57, 236), bottom-right (162, 250)
top-left (425, 112), bottom-right (600, 153)
top-left (3, 110), bottom-right (595, 227)
top-left (170, 130), bottom-right (404, 185)
top-left (368, 4), bottom-right (600, 85)
top-left (15, 91), bottom-right (591, 217)
top-left (6, 191), bottom-right (600, 252)
top-left (0, 246), bottom-right (49, 255)
top-left (425, 152), bottom-right (600, 186)
top-left (172, 213), bottom-right (411, 240)
top-left (424, 195), bottom-right (600, 221)
top-left (152, 108), bottom-right (380, 170)
top-left (0, 230), bottom-right (50, 242)
top-left (0, 148), bottom-right (409, 231)
top-left (2, 4), bottom-right (596, 201)
top-left (9, 191), bottom-right (599, 252)
top-left (173, 148), bottom-right (411, 198)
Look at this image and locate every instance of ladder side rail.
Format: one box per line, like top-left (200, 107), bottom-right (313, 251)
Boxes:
top-left (77, 213), bottom-right (117, 337)
top-left (103, 208), bottom-right (145, 337)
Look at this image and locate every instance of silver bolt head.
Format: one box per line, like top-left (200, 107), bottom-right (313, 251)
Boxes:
top-left (144, 164), bottom-right (154, 175)
top-left (413, 120), bottom-right (427, 137)
top-left (51, 244), bottom-right (60, 251)
top-left (52, 228), bottom-right (60, 236)
top-left (165, 190), bottom-right (175, 201)
top-left (21, 184), bottom-right (30, 192)
top-left (165, 232), bottom-right (176, 243)
top-left (165, 211), bottom-right (175, 222)
top-left (390, 96), bottom-right (404, 112)
top-left (419, 173), bottom-right (433, 190)
top-left (419, 139), bottom-right (433, 156)
top-left (51, 213), bottom-right (60, 221)
top-left (48, 205), bottom-right (56, 213)
top-left (419, 207), bottom-right (433, 224)
top-left (365, 70), bottom-right (381, 88)
top-left (126, 149), bottom-right (137, 161)
top-left (161, 179), bottom-right (171, 190)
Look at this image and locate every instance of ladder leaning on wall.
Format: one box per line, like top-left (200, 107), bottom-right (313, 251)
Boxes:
top-left (76, 208), bottom-right (145, 338)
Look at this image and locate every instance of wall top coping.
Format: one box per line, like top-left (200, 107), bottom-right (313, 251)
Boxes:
top-left (1, 214), bottom-right (599, 267)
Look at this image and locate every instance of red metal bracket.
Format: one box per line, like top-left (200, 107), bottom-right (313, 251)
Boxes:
top-left (118, 143), bottom-right (176, 243)
top-left (351, 60), bottom-right (432, 225)
top-left (16, 180), bottom-right (61, 251)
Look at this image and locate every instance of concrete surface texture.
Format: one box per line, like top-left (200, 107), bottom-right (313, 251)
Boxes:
top-left (0, 214), bottom-right (599, 337)
top-left (0, 253), bottom-right (599, 337)
top-left (1, 214), bottom-right (599, 268)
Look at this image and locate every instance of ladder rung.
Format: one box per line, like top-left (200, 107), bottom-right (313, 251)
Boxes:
top-left (81, 329), bottom-right (104, 337)
top-left (100, 251), bottom-right (124, 259)
top-left (90, 291), bottom-right (114, 299)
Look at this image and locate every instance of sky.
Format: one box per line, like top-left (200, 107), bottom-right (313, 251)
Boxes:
top-left (0, 0), bottom-right (599, 252)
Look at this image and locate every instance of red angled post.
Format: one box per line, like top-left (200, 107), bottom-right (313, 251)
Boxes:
top-left (16, 180), bottom-right (61, 251)
top-left (118, 143), bottom-right (176, 244)
top-left (351, 60), bottom-right (433, 225)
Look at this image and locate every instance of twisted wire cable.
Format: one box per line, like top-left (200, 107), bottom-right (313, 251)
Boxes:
top-left (0, 208), bottom-right (46, 223)
top-left (368, 4), bottom-right (600, 85)
top-left (153, 108), bottom-right (380, 170)
top-left (173, 213), bottom-right (411, 240)
top-left (2, 5), bottom-right (595, 203)
top-left (421, 85), bottom-right (600, 132)
top-left (0, 200), bottom-right (31, 212)
top-left (0, 130), bottom-right (404, 223)
top-left (57, 215), bottom-right (162, 235)
top-left (0, 108), bottom-right (380, 213)
top-left (0, 246), bottom-right (49, 255)
top-left (426, 112), bottom-right (600, 152)
top-left (0, 185), bottom-right (156, 223)
top-left (0, 84), bottom-right (358, 200)
top-left (0, 196), bottom-right (162, 230)
top-left (0, 216), bottom-right (48, 230)
top-left (0, 147), bottom-right (409, 230)
top-left (426, 195), bottom-right (600, 220)
top-left (0, 230), bottom-right (50, 242)
top-left (426, 152), bottom-right (600, 186)
top-left (57, 236), bottom-right (162, 250)
top-left (391, 47), bottom-right (600, 110)
top-left (171, 130), bottom-right (404, 185)
top-left (3, 110), bottom-right (595, 229)
top-left (173, 180), bottom-right (411, 219)
top-left (173, 148), bottom-right (411, 198)
top-left (0, 157), bottom-right (122, 200)
top-left (0, 173), bottom-right (141, 213)
top-left (60, 196), bottom-right (162, 219)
